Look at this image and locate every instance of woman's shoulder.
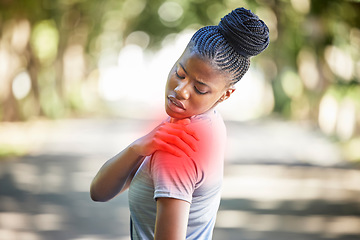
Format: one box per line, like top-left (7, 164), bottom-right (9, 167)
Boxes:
top-left (163, 109), bottom-right (226, 142)
top-left (186, 110), bottom-right (226, 144)
top-left (190, 110), bottom-right (225, 131)
top-left (190, 109), bottom-right (220, 122)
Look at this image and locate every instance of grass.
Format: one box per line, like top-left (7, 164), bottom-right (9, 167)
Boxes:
top-left (0, 144), bottom-right (28, 159)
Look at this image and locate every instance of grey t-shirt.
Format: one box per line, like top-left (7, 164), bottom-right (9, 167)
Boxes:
top-left (128, 110), bottom-right (226, 239)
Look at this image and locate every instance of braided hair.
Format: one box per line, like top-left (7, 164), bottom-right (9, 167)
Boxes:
top-left (189, 7), bottom-right (270, 84)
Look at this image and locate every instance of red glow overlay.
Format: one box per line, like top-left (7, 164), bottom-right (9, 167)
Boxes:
top-left (150, 115), bottom-right (226, 190)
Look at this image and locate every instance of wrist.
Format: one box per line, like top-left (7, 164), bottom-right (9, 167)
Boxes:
top-left (129, 139), bottom-right (144, 157)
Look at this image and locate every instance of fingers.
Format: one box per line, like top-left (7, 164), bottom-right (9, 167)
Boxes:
top-left (172, 118), bottom-right (191, 125)
top-left (156, 131), bottom-right (195, 157)
top-left (163, 122), bottom-right (199, 141)
top-left (153, 121), bottom-right (199, 157)
top-left (159, 127), bottom-right (197, 152)
top-left (153, 139), bottom-right (183, 157)
top-left (161, 124), bottom-right (199, 150)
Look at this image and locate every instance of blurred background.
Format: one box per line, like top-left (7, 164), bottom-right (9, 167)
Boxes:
top-left (0, 0), bottom-right (360, 239)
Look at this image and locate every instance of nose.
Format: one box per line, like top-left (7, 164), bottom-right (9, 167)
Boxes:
top-left (174, 81), bottom-right (190, 100)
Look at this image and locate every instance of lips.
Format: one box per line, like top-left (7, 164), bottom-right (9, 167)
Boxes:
top-left (168, 95), bottom-right (186, 110)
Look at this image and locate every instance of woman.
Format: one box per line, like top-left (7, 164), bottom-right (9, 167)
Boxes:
top-left (91, 7), bottom-right (269, 240)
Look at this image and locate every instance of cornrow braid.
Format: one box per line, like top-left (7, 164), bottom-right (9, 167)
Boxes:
top-left (189, 7), bottom-right (269, 84)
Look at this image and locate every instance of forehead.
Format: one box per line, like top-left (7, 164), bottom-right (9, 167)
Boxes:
top-left (178, 48), bottom-right (229, 88)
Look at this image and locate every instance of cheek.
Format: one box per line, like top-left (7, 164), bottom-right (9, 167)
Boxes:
top-left (190, 95), bottom-right (216, 110)
top-left (167, 75), bottom-right (178, 88)
top-left (165, 77), bottom-right (174, 92)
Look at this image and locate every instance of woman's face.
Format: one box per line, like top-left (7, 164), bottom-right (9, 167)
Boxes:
top-left (165, 47), bottom-right (235, 119)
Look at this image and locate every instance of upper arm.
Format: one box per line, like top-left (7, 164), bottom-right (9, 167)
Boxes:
top-left (154, 197), bottom-right (190, 240)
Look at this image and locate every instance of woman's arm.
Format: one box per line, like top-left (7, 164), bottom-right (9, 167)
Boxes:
top-left (90, 143), bottom-right (144, 202)
top-left (154, 198), bottom-right (190, 240)
top-left (90, 119), bottom-right (198, 202)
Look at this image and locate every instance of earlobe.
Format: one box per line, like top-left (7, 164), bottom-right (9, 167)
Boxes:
top-left (218, 88), bottom-right (236, 103)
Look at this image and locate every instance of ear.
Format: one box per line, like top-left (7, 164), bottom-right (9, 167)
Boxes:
top-left (218, 87), bottom-right (236, 103)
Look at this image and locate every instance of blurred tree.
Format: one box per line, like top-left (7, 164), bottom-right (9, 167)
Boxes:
top-left (0, 0), bottom-right (359, 160)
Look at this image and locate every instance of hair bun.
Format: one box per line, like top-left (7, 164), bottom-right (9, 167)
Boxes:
top-left (218, 7), bottom-right (270, 58)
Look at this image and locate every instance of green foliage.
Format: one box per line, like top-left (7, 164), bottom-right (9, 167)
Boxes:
top-left (31, 20), bottom-right (59, 65)
top-left (0, 0), bottom-right (359, 154)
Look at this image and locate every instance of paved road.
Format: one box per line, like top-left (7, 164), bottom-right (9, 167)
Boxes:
top-left (0, 118), bottom-right (359, 240)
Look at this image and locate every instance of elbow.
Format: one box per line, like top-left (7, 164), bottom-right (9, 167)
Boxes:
top-left (91, 195), bottom-right (107, 202)
top-left (90, 191), bottom-right (108, 202)
top-left (90, 190), bottom-right (101, 202)
top-left (90, 183), bottom-right (108, 202)
top-left (90, 191), bottom-right (103, 202)
top-left (90, 177), bottom-right (125, 202)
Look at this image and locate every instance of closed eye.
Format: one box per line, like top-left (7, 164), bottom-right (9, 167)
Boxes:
top-left (194, 86), bottom-right (207, 95)
top-left (176, 63), bottom-right (209, 95)
top-left (175, 70), bottom-right (185, 79)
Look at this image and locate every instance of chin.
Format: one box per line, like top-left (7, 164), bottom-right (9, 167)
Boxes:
top-left (165, 108), bottom-right (189, 119)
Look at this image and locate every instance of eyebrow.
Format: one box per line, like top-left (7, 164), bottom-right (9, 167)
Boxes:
top-left (179, 63), bottom-right (210, 88)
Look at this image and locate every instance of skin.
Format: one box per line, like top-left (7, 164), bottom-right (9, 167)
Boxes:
top-left (165, 46), bottom-right (235, 119)
top-left (155, 46), bottom-right (235, 239)
top-left (90, 45), bottom-right (236, 239)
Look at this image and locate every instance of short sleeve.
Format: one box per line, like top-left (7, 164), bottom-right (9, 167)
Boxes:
top-left (150, 151), bottom-right (198, 204)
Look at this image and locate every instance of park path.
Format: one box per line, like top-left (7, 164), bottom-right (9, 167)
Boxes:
top-left (0, 117), bottom-right (359, 240)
